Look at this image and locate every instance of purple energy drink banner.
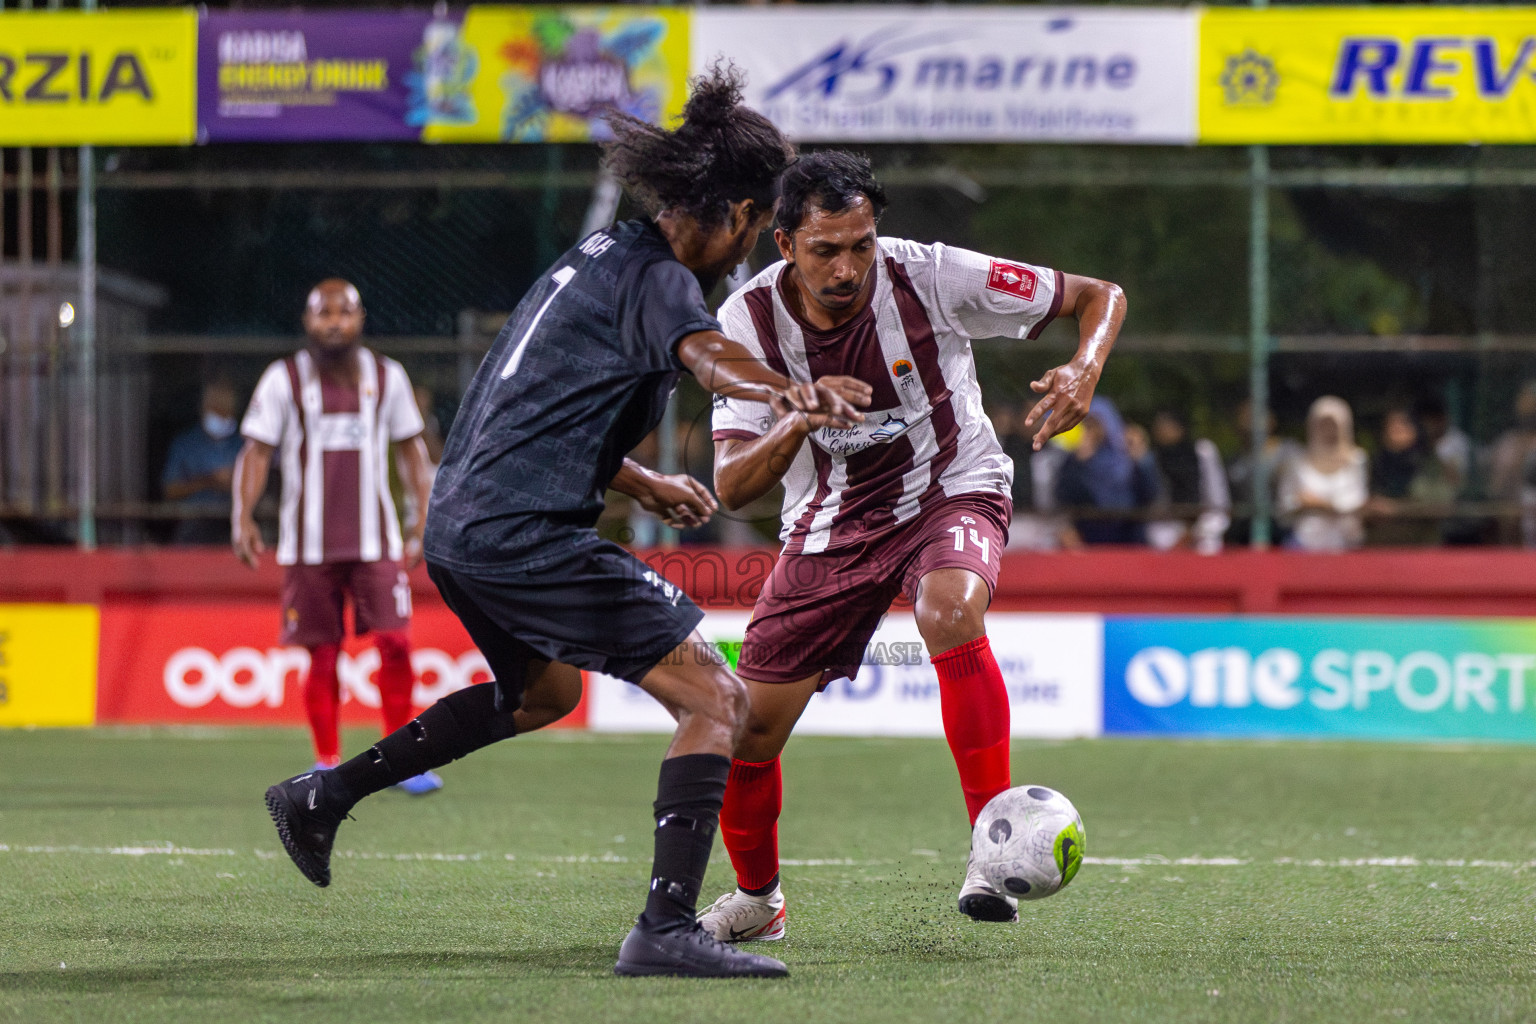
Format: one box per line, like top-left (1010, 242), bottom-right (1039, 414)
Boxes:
top-left (198, 11), bottom-right (456, 142)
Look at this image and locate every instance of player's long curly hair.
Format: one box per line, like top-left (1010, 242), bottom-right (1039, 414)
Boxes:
top-left (603, 63), bottom-right (795, 227)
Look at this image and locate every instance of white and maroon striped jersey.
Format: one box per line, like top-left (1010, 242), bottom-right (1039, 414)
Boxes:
top-left (711, 238), bottom-right (1062, 554)
top-left (241, 347), bottom-right (425, 566)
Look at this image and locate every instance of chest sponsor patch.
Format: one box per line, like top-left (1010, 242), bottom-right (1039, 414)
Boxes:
top-left (813, 405), bottom-right (934, 458)
top-left (986, 260), bottom-right (1038, 301)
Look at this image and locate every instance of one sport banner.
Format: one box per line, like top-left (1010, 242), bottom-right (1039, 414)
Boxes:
top-left (587, 612), bottom-right (1104, 738)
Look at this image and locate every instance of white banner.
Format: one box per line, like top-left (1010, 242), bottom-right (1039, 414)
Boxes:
top-left (692, 6), bottom-right (1197, 143)
top-left (588, 612), bottom-right (1103, 737)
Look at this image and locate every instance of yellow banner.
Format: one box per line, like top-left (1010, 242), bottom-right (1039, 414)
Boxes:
top-left (0, 10), bottom-right (197, 145)
top-left (422, 6), bottom-right (689, 143)
top-left (0, 605), bottom-right (99, 728)
top-left (1201, 8), bottom-right (1536, 143)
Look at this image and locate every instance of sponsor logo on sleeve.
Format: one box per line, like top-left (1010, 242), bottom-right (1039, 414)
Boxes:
top-left (986, 260), bottom-right (1038, 300)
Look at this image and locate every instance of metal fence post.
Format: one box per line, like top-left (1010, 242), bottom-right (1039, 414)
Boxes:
top-left (77, 0), bottom-right (98, 548)
top-left (1248, 144), bottom-right (1272, 549)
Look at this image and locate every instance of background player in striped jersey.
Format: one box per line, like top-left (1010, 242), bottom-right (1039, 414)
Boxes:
top-left (700, 151), bottom-right (1126, 939)
top-left (232, 279), bottom-right (443, 793)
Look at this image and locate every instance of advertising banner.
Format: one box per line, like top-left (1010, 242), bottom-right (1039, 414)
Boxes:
top-left (0, 605), bottom-right (98, 727)
top-left (420, 5), bottom-right (689, 143)
top-left (0, 10), bottom-right (197, 145)
top-left (692, 6), bottom-right (1197, 143)
top-left (199, 11), bottom-right (440, 142)
top-left (1105, 616), bottom-right (1536, 742)
top-left (589, 612), bottom-right (1103, 737)
top-left (95, 600), bottom-right (585, 728)
top-left (1200, 7), bottom-right (1536, 143)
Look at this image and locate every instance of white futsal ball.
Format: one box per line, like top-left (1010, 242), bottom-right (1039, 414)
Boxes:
top-left (971, 785), bottom-right (1086, 901)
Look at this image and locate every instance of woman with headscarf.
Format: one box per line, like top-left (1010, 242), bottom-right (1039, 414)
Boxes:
top-left (1055, 396), bottom-right (1160, 545)
top-left (1277, 396), bottom-right (1368, 551)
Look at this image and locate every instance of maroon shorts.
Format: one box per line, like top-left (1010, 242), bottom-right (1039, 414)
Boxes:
top-left (739, 492), bottom-right (1011, 685)
top-left (281, 560), bottom-right (412, 649)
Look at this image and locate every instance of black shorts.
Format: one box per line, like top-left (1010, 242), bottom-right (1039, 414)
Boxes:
top-left (425, 536), bottom-right (703, 709)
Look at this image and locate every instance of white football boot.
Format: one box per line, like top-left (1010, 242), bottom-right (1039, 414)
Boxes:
top-left (957, 849), bottom-right (1019, 923)
top-left (697, 885), bottom-right (787, 942)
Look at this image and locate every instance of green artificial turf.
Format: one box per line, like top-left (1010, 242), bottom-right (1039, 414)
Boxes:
top-left (3, 727), bottom-right (1536, 1023)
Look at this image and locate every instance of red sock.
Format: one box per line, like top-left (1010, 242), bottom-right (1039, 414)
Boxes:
top-left (932, 635), bottom-right (1011, 825)
top-left (720, 757), bottom-right (782, 893)
top-left (374, 629), bottom-right (416, 736)
top-left (304, 644), bottom-right (342, 767)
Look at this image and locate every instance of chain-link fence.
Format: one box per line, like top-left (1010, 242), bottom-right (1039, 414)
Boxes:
top-left (3, 139), bottom-right (1536, 547)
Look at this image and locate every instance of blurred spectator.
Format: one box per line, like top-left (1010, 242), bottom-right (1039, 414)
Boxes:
top-left (161, 378), bottom-right (243, 545)
top-left (1146, 409), bottom-right (1231, 555)
top-left (1227, 398), bottom-right (1303, 544)
top-left (1367, 407), bottom-right (1437, 545)
top-left (1055, 397), bottom-right (1159, 546)
top-left (1277, 396), bottom-right (1367, 552)
top-left (1489, 380), bottom-right (1536, 544)
top-left (995, 402), bottom-right (1069, 551)
top-left (1415, 395), bottom-right (1471, 492)
top-left (1370, 407), bottom-right (1421, 500)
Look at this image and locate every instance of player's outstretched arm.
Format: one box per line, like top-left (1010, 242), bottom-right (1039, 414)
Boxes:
top-left (612, 458), bottom-right (718, 530)
top-left (713, 374), bottom-right (870, 510)
top-left (231, 439), bottom-right (275, 569)
top-left (1022, 274), bottom-right (1127, 451)
top-left (675, 330), bottom-right (868, 428)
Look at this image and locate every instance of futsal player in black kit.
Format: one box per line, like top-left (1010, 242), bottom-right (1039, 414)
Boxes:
top-left (262, 66), bottom-right (871, 979)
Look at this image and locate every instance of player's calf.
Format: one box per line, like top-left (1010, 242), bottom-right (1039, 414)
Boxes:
top-left (330, 681), bottom-right (517, 805)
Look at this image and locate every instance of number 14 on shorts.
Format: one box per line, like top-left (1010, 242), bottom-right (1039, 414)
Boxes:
top-left (947, 516), bottom-right (991, 564)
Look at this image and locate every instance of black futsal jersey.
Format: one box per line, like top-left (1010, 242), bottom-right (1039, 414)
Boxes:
top-left (422, 219), bottom-right (717, 689)
top-left (426, 219), bottom-right (720, 575)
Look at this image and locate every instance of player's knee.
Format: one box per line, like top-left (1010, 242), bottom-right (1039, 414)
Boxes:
top-left (916, 600), bottom-right (984, 651)
top-left (700, 670), bottom-right (749, 734)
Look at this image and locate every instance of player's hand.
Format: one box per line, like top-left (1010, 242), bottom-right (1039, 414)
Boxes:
top-left (404, 529), bottom-right (425, 570)
top-left (771, 379), bottom-right (868, 432)
top-left (635, 472), bottom-right (718, 530)
top-left (232, 516), bottom-right (265, 569)
top-left (1024, 359), bottom-right (1100, 451)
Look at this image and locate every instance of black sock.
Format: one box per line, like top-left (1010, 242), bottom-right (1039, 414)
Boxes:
top-left (638, 753), bottom-right (730, 931)
top-left (742, 874), bottom-right (780, 898)
top-left (332, 682), bottom-right (517, 804)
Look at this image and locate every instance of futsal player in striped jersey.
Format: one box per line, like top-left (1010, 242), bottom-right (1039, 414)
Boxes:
top-left (233, 279), bottom-right (443, 793)
top-left (699, 151), bottom-right (1126, 939)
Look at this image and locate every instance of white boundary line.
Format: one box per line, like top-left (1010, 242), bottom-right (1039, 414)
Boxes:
top-left (3, 843), bottom-right (1533, 870)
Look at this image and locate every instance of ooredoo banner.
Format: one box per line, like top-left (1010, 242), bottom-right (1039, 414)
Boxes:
top-left (588, 611), bottom-right (1104, 737)
top-left (1104, 616), bottom-right (1536, 742)
top-left (693, 6), bottom-right (1197, 143)
top-left (93, 601), bottom-right (564, 727)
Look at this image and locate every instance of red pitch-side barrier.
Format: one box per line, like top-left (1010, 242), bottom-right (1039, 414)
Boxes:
top-left (6, 547), bottom-right (1536, 615)
top-left (7, 547), bottom-right (1536, 727)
